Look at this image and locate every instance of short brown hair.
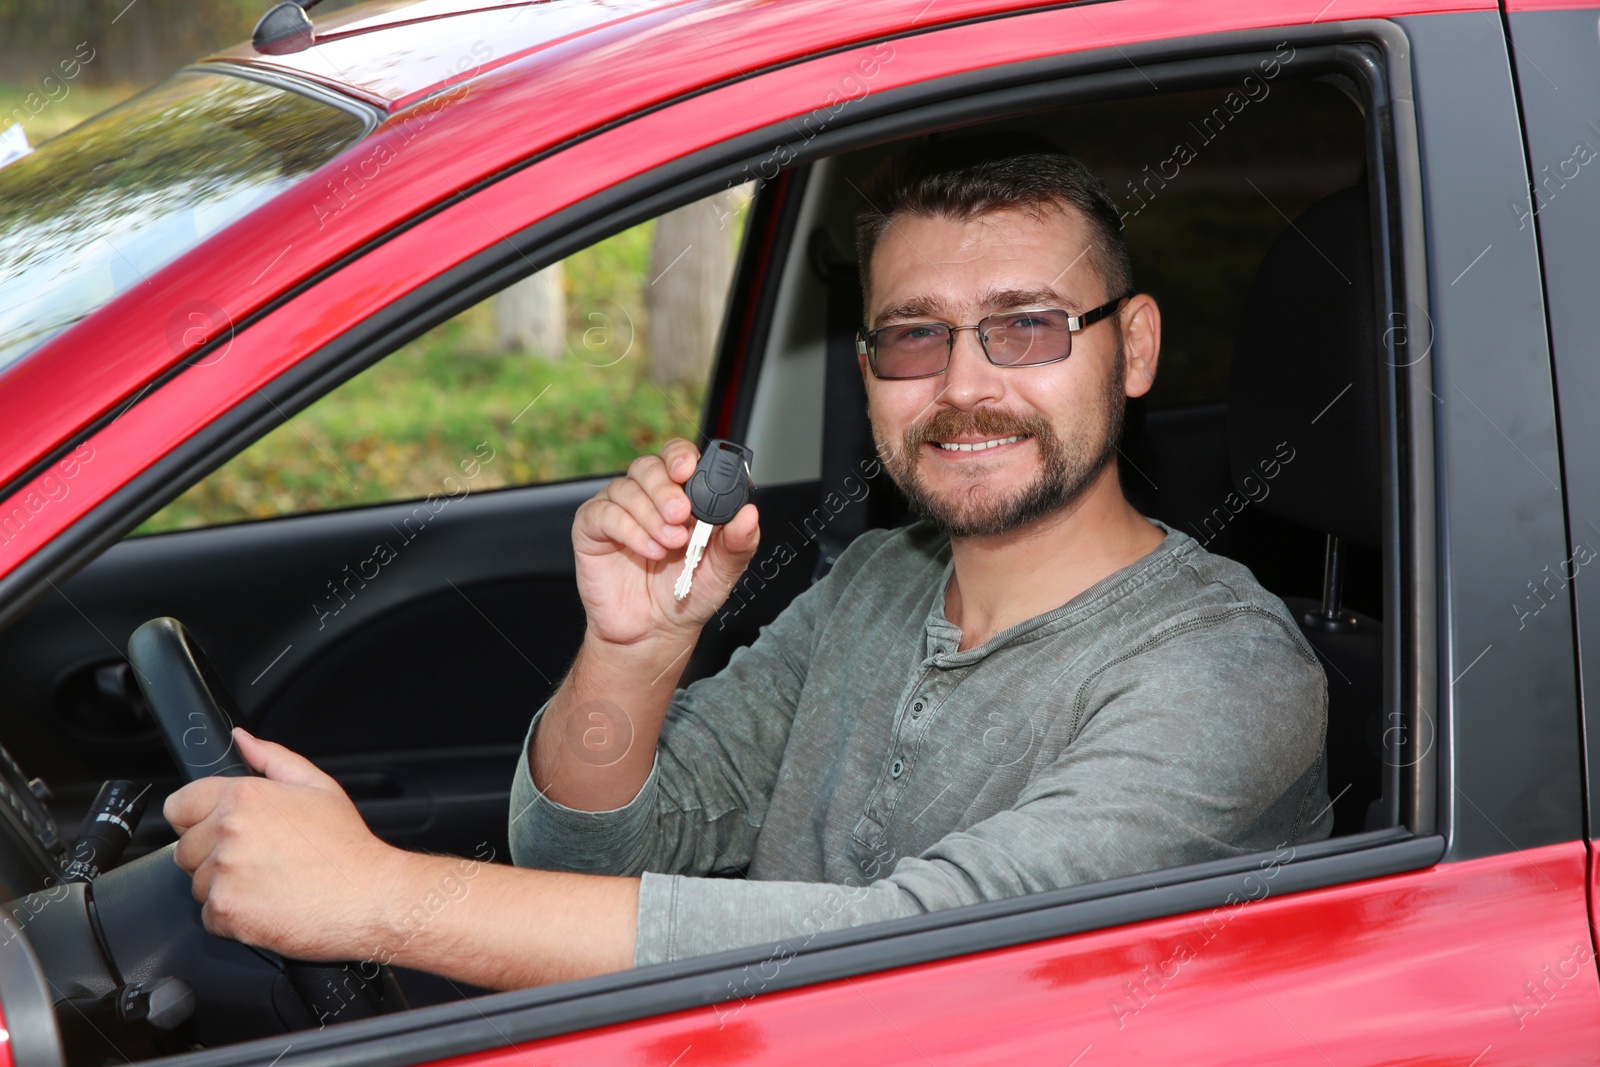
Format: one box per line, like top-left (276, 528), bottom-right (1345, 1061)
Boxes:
top-left (854, 138), bottom-right (1133, 319)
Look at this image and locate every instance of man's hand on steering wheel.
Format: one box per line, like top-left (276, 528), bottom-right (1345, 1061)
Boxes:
top-left (164, 728), bottom-right (409, 964)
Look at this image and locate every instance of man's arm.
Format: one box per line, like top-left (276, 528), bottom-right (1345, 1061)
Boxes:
top-left (161, 436), bottom-right (778, 988)
top-left (161, 433), bottom-right (811, 986)
top-left (508, 525), bottom-right (891, 879)
top-left (166, 729), bottom-right (641, 990)
top-left (625, 620), bottom-right (1330, 965)
top-left (530, 438), bottom-right (759, 813)
top-left (163, 598), bottom-right (1324, 984)
top-left (510, 432), bottom-right (838, 880)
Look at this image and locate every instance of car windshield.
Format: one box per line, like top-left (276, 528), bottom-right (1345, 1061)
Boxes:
top-left (0, 70), bottom-right (368, 372)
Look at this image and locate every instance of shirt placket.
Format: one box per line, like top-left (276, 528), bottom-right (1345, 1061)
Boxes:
top-left (850, 662), bottom-right (953, 877)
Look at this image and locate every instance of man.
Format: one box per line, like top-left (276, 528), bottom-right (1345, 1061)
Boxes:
top-left (166, 141), bottom-right (1331, 992)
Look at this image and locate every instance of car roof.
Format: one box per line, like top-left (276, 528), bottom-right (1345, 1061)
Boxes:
top-left (204, 0), bottom-right (677, 111)
top-left (202, 0), bottom-right (1084, 113)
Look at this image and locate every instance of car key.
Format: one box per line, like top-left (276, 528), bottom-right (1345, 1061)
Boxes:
top-left (674, 439), bottom-right (755, 601)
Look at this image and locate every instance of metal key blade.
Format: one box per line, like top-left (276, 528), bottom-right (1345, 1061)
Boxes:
top-left (674, 520), bottom-right (714, 600)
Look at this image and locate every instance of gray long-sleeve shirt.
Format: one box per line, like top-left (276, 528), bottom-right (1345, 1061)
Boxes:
top-left (509, 519), bottom-right (1332, 967)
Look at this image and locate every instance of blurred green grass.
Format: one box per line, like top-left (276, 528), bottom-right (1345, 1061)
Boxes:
top-left (135, 214), bottom-right (722, 534)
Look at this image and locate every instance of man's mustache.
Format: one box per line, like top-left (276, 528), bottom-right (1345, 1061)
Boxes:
top-left (905, 409), bottom-right (1052, 449)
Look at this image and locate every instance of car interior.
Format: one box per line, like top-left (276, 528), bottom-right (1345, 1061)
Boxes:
top-left (0, 45), bottom-right (1406, 1062)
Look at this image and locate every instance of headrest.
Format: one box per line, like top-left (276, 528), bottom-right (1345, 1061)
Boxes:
top-left (1226, 185), bottom-right (1382, 549)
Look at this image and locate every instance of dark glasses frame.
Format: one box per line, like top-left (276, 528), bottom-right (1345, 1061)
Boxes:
top-left (856, 296), bottom-right (1129, 380)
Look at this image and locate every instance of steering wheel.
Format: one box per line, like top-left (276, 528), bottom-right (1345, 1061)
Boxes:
top-left (124, 617), bottom-right (407, 1026)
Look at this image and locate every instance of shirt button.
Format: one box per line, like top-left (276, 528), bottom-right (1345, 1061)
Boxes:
top-left (911, 701), bottom-right (924, 718)
top-left (891, 759), bottom-right (905, 779)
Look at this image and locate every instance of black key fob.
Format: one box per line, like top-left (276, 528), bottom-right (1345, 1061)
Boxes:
top-left (686, 440), bottom-right (754, 525)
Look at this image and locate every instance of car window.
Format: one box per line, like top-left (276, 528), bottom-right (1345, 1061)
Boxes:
top-left (135, 183), bottom-right (755, 533)
top-left (0, 70), bottom-right (368, 373)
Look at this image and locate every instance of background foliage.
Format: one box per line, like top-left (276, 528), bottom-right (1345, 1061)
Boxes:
top-left (135, 208), bottom-right (748, 534)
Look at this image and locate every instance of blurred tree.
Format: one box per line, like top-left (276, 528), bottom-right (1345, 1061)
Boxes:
top-left (644, 189), bottom-right (742, 387)
top-left (493, 262), bottom-right (566, 360)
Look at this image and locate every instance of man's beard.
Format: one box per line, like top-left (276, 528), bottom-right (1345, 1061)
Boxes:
top-left (874, 344), bottom-right (1126, 539)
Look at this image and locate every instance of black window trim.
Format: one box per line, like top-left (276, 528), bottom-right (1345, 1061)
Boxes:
top-left (0, 18), bottom-right (1439, 1067)
top-left (195, 60), bottom-right (387, 134)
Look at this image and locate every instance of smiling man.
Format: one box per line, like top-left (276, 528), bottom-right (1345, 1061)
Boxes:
top-left (165, 141), bottom-right (1332, 991)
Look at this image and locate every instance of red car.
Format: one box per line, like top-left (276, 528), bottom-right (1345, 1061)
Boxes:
top-left (0, 0), bottom-right (1597, 1063)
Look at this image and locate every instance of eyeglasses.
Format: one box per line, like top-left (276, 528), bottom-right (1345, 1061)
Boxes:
top-left (857, 297), bottom-right (1127, 380)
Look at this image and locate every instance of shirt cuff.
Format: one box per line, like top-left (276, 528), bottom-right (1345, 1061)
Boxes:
top-left (633, 871), bottom-right (919, 967)
top-left (508, 700), bottom-right (663, 875)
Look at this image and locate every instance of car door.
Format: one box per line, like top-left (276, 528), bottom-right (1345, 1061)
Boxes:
top-left (377, 7), bottom-right (1593, 1063)
top-left (0, 1), bottom-right (1595, 1065)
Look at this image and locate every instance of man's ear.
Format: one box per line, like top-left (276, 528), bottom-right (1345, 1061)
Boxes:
top-left (1119, 293), bottom-right (1161, 399)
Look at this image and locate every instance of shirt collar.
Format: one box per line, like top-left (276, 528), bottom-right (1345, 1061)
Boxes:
top-left (921, 519), bottom-right (1191, 667)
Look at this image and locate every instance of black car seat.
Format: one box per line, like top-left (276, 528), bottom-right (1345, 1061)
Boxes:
top-left (1226, 184), bottom-right (1389, 836)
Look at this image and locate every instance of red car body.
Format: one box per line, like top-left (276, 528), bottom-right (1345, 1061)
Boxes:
top-left (1, 0), bottom-right (1598, 1063)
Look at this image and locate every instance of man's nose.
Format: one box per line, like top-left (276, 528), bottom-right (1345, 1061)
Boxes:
top-left (939, 326), bottom-right (1006, 406)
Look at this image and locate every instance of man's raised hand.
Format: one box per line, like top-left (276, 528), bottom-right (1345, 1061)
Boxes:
top-left (570, 437), bottom-right (759, 649)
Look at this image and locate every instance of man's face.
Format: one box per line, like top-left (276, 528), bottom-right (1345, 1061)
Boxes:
top-left (861, 204), bottom-right (1141, 539)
